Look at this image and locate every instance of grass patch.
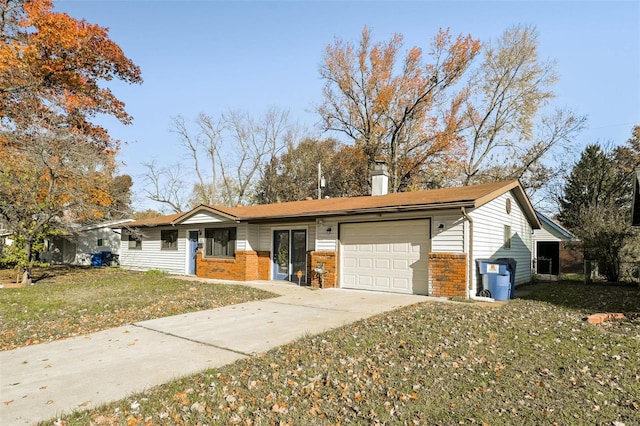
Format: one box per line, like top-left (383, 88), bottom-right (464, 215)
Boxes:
top-left (48, 281), bottom-right (640, 425)
top-left (0, 267), bottom-right (275, 350)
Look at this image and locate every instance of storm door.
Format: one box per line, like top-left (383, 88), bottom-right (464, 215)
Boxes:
top-left (272, 229), bottom-right (307, 282)
top-left (188, 230), bottom-right (198, 274)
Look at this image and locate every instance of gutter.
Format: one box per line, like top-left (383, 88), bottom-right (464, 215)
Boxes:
top-left (460, 207), bottom-right (494, 302)
top-left (240, 201), bottom-right (476, 223)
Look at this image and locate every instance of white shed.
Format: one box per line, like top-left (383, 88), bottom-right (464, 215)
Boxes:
top-left (532, 212), bottom-right (576, 275)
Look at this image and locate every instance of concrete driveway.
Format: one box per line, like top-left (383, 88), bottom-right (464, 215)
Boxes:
top-left (1, 281), bottom-right (437, 425)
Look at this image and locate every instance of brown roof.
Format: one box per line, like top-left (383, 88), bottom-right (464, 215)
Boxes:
top-left (219, 180), bottom-right (525, 219)
top-left (125, 180), bottom-right (540, 228)
top-left (123, 213), bottom-right (183, 228)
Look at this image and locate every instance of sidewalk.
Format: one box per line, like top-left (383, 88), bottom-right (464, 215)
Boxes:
top-left (1, 281), bottom-right (434, 425)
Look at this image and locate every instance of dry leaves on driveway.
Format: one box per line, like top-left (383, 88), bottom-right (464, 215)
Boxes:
top-left (56, 282), bottom-right (640, 425)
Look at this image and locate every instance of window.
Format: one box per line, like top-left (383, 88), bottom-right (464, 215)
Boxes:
top-left (161, 230), bottom-right (179, 250)
top-left (205, 227), bottom-right (236, 257)
top-left (504, 225), bottom-right (511, 249)
top-left (128, 234), bottom-right (142, 250)
top-left (97, 238), bottom-right (104, 247)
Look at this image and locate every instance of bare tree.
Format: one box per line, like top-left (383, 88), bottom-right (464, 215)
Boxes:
top-left (220, 108), bottom-right (293, 205)
top-left (458, 25), bottom-right (586, 191)
top-left (142, 107), bottom-right (297, 210)
top-left (140, 160), bottom-right (190, 213)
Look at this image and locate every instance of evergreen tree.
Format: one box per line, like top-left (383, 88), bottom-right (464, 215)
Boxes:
top-left (558, 137), bottom-right (637, 282)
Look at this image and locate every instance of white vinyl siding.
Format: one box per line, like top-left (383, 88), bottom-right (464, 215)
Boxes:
top-left (430, 215), bottom-right (465, 253)
top-left (235, 223), bottom-right (250, 252)
top-left (119, 227), bottom-right (188, 274)
top-left (470, 192), bottom-right (533, 287)
top-left (243, 224), bottom-right (260, 252)
top-left (257, 221), bottom-right (315, 252)
top-left (533, 226), bottom-right (560, 242)
top-left (180, 211), bottom-right (230, 225)
top-left (316, 219), bottom-right (338, 252)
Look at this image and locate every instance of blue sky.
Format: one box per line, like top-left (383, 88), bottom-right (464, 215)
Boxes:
top-left (54, 0), bottom-right (640, 209)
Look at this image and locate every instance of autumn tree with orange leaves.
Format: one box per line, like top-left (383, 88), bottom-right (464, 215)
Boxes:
top-left (318, 26), bottom-right (480, 192)
top-left (0, 0), bottom-right (141, 282)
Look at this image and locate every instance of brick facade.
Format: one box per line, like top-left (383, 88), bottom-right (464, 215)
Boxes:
top-left (196, 250), bottom-right (270, 281)
top-left (308, 251), bottom-right (337, 288)
top-left (429, 253), bottom-right (468, 298)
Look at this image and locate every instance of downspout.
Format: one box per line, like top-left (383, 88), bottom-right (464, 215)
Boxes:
top-left (461, 207), bottom-right (494, 302)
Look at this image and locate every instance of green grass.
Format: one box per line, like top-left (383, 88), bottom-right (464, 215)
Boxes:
top-left (0, 267), bottom-right (275, 350)
top-left (44, 281), bottom-right (640, 425)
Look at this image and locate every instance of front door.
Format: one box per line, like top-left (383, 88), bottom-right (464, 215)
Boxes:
top-left (272, 229), bottom-right (307, 282)
top-left (188, 231), bottom-right (199, 274)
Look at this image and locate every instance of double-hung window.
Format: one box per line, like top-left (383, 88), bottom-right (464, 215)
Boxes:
top-left (205, 227), bottom-right (236, 257)
top-left (128, 233), bottom-right (142, 250)
top-left (161, 230), bottom-right (179, 250)
top-left (504, 225), bottom-right (511, 249)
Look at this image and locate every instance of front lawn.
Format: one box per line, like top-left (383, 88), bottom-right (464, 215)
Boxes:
top-left (0, 267), bottom-right (275, 351)
top-left (49, 282), bottom-right (640, 425)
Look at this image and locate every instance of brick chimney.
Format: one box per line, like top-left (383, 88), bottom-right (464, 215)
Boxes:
top-left (371, 161), bottom-right (389, 196)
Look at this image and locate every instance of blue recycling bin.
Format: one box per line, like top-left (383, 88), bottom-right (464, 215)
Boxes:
top-left (90, 252), bottom-right (103, 267)
top-left (493, 273), bottom-right (511, 301)
top-left (476, 260), bottom-right (511, 301)
top-left (496, 258), bottom-right (517, 299)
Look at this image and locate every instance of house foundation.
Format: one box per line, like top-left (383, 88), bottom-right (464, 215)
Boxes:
top-left (308, 251), bottom-right (337, 288)
top-left (429, 253), bottom-right (467, 297)
top-left (196, 250), bottom-right (270, 281)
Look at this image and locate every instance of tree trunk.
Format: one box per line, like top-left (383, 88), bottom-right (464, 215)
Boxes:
top-left (21, 238), bottom-right (33, 285)
top-left (21, 269), bottom-right (32, 286)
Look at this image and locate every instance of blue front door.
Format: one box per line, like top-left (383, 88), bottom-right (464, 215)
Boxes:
top-left (273, 229), bottom-right (306, 282)
top-left (188, 231), bottom-right (198, 274)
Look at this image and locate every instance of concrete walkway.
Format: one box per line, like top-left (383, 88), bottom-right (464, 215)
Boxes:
top-left (1, 280), bottom-right (438, 425)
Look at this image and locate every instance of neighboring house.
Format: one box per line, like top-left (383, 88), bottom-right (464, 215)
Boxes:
top-left (532, 212), bottom-right (579, 275)
top-left (117, 174), bottom-right (541, 299)
top-left (48, 219), bottom-right (133, 265)
top-left (0, 230), bottom-right (11, 257)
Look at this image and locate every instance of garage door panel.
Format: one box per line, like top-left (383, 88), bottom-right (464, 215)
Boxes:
top-left (343, 257), bottom-right (357, 268)
top-left (358, 258), bottom-right (373, 268)
top-left (392, 278), bottom-right (410, 290)
top-left (341, 220), bottom-right (429, 295)
top-left (392, 259), bottom-right (409, 270)
top-left (358, 275), bottom-right (373, 286)
top-left (375, 258), bottom-right (390, 269)
top-left (375, 244), bottom-right (390, 253)
top-left (392, 243), bottom-right (410, 253)
top-left (375, 276), bottom-right (390, 288)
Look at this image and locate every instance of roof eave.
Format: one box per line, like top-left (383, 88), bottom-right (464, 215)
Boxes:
top-left (240, 201), bottom-right (476, 222)
top-left (474, 180), bottom-right (541, 229)
top-left (171, 205), bottom-right (239, 225)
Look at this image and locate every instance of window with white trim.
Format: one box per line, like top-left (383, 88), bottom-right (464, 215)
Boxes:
top-left (205, 227), bottom-right (236, 257)
top-left (128, 233), bottom-right (142, 250)
top-left (161, 230), bottom-right (178, 250)
top-left (504, 225), bottom-right (511, 249)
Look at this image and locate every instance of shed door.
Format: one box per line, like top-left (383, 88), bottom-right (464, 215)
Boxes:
top-left (340, 220), bottom-right (429, 295)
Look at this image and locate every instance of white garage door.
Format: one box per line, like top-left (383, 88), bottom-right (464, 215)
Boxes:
top-left (340, 220), bottom-right (429, 295)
